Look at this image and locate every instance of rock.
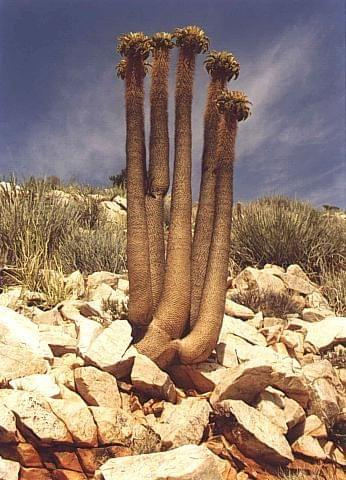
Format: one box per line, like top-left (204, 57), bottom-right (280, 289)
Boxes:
top-left (210, 357), bottom-right (309, 408)
top-left (0, 405), bottom-right (18, 443)
top-left (292, 435), bottom-right (326, 460)
top-left (20, 467), bottom-right (52, 479)
top-left (168, 362), bottom-right (226, 393)
top-left (224, 300), bottom-right (254, 320)
top-left (217, 399), bottom-right (293, 465)
top-left (0, 342), bottom-right (49, 386)
top-left (90, 406), bottom-right (160, 454)
top-left (65, 270), bottom-right (85, 299)
top-left (0, 306), bottom-right (53, 359)
top-left (276, 273), bottom-right (315, 295)
top-left (323, 441), bottom-right (346, 466)
top-left (284, 397), bottom-right (305, 430)
top-left (48, 398), bottom-right (98, 447)
top-left (286, 264), bottom-right (310, 280)
top-left (233, 267), bottom-right (286, 293)
top-left (38, 324), bottom-right (77, 356)
top-left (100, 201), bottom-right (126, 223)
top-left (219, 315), bottom-right (267, 346)
top-left (15, 442), bottom-right (42, 467)
top-left (263, 264), bottom-right (285, 275)
top-left (263, 317), bottom-right (286, 328)
top-left (87, 272), bottom-right (118, 290)
top-left (74, 367), bottom-right (121, 409)
top-left (260, 325), bottom-right (282, 345)
top-left (76, 446), bottom-right (132, 475)
top-left (303, 360), bottom-right (341, 421)
top-left (117, 278), bottom-right (129, 293)
top-left (305, 292), bottom-right (330, 310)
top-left (304, 317), bottom-right (346, 351)
top-left (0, 456), bottom-right (20, 480)
top-left (51, 366), bottom-right (75, 391)
top-left (33, 308), bottom-right (65, 325)
top-left (51, 470), bottom-right (87, 480)
top-left (85, 320), bottom-right (132, 375)
top-left (0, 390), bottom-right (72, 443)
top-left (95, 444), bottom-right (228, 480)
top-left (0, 287), bottom-right (22, 309)
top-left (113, 195), bottom-right (127, 210)
top-left (147, 397), bottom-right (211, 448)
top-left (302, 415), bottom-right (328, 438)
top-left (52, 450), bottom-right (84, 471)
top-left (246, 311), bottom-right (263, 329)
top-left (131, 354), bottom-right (177, 403)
top-left (302, 307), bottom-right (335, 322)
top-left (256, 397), bottom-right (287, 434)
top-left (280, 330), bottom-right (304, 354)
top-left (9, 374), bottom-right (60, 398)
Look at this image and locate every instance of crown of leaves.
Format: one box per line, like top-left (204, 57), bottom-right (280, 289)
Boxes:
top-left (216, 90), bottom-right (252, 121)
top-left (204, 51), bottom-right (240, 81)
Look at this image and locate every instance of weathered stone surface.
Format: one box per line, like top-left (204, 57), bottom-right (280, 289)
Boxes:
top-left (74, 367), bottom-right (121, 408)
top-left (0, 342), bottom-right (49, 386)
top-left (246, 311), bottom-right (263, 329)
top-left (224, 300), bottom-right (254, 320)
top-left (323, 441), bottom-right (346, 466)
top-left (303, 360), bottom-right (341, 420)
top-left (48, 398), bottom-right (98, 447)
top-left (51, 366), bottom-right (75, 390)
top-left (76, 446), bottom-right (132, 475)
top-left (117, 278), bottom-right (129, 293)
top-left (147, 397), bottom-right (211, 448)
top-left (38, 324), bottom-right (77, 356)
top-left (305, 291), bottom-right (330, 310)
top-left (304, 317), bottom-right (346, 351)
top-left (32, 308), bottom-right (65, 326)
top-left (280, 330), bottom-right (304, 354)
top-left (216, 335), bottom-right (280, 368)
top-left (20, 467), bottom-right (54, 479)
top-left (0, 456), bottom-right (20, 480)
top-left (0, 306), bottom-right (53, 358)
top-left (90, 406), bottom-right (160, 454)
top-left (96, 444), bottom-right (228, 480)
top-left (302, 415), bottom-right (328, 438)
top-left (51, 470), bottom-right (87, 480)
top-left (292, 435), bottom-right (326, 460)
top-left (9, 374), bottom-right (60, 398)
top-left (210, 357), bottom-right (309, 408)
top-left (218, 399), bottom-right (293, 465)
top-left (233, 267), bottom-right (286, 293)
top-left (0, 390), bottom-right (72, 444)
top-left (256, 397), bottom-right (287, 434)
top-left (302, 308), bottom-right (335, 322)
top-left (87, 272), bottom-right (118, 290)
top-left (16, 443), bottom-right (42, 467)
top-left (0, 287), bottom-right (22, 309)
top-left (85, 321), bottom-right (132, 374)
top-left (277, 273), bottom-right (315, 295)
top-left (168, 362), bottom-right (226, 393)
top-left (131, 354), bottom-right (177, 403)
top-left (0, 405), bottom-right (18, 443)
top-left (61, 307), bottom-right (103, 356)
top-left (52, 450), bottom-right (83, 471)
top-left (219, 315), bottom-right (266, 346)
top-left (65, 270), bottom-right (85, 299)
top-left (283, 397), bottom-right (306, 430)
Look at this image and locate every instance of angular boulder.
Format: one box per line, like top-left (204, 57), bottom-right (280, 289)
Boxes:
top-left (74, 366), bottom-right (121, 409)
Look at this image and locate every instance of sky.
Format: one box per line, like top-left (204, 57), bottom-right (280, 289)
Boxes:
top-left (0, 0), bottom-right (345, 207)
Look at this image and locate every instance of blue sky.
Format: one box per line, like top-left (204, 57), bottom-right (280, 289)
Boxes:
top-left (0, 0), bottom-right (345, 206)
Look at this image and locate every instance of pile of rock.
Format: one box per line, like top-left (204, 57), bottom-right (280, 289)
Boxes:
top-left (0, 265), bottom-right (345, 480)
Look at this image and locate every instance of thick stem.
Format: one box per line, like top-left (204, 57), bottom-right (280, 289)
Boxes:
top-left (177, 114), bottom-right (237, 364)
top-left (125, 57), bottom-right (153, 326)
top-left (190, 76), bottom-right (226, 328)
top-left (146, 48), bottom-right (171, 310)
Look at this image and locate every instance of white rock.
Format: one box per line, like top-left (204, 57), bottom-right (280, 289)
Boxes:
top-left (219, 315), bottom-right (266, 346)
top-left (85, 320), bottom-right (132, 375)
top-left (276, 273), bottom-right (315, 295)
top-left (90, 406), bottom-right (160, 454)
top-left (168, 362), bottom-right (227, 393)
top-left (0, 405), bottom-right (18, 443)
top-left (147, 397), bottom-right (211, 448)
top-left (87, 271), bottom-right (119, 290)
top-left (9, 374), bottom-right (60, 398)
top-left (131, 354), bottom-right (177, 403)
top-left (233, 267), bottom-right (286, 293)
top-left (0, 306), bottom-right (53, 359)
top-left (0, 287), bottom-right (22, 309)
top-left (302, 307), bottom-right (335, 322)
top-left (302, 415), bottom-right (328, 438)
top-left (292, 435), bottom-right (326, 460)
top-left (96, 444), bottom-right (227, 480)
top-left (224, 299), bottom-right (254, 319)
top-left (217, 399), bottom-right (293, 465)
top-left (117, 278), bottom-right (129, 293)
top-left (305, 291), bottom-right (330, 310)
top-left (74, 366), bottom-right (121, 409)
top-left (0, 456), bottom-right (20, 480)
top-left (283, 397), bottom-right (306, 430)
top-left (256, 397), bottom-right (287, 434)
top-left (65, 270), bottom-right (85, 299)
top-left (38, 323), bottom-right (77, 355)
top-left (0, 390), bottom-right (72, 443)
top-left (48, 397), bottom-right (98, 446)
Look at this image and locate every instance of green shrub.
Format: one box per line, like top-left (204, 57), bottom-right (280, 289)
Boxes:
top-left (230, 196), bottom-right (346, 281)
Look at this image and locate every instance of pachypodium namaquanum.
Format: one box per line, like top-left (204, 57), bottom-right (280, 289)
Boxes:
top-left (116, 26), bottom-right (251, 368)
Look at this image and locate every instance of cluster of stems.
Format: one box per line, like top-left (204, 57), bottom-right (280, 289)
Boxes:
top-left (116, 27), bottom-right (251, 368)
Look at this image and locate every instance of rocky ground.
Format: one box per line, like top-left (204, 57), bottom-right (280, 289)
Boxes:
top-left (0, 262), bottom-right (345, 480)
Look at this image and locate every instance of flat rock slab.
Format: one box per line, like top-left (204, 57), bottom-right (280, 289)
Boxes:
top-left (210, 357), bottom-right (309, 408)
top-left (233, 267), bottom-right (286, 293)
top-left (95, 444), bottom-right (227, 480)
top-left (219, 315), bottom-right (267, 346)
top-left (224, 300), bottom-right (254, 319)
top-left (0, 306), bottom-right (53, 359)
top-left (0, 341), bottom-right (49, 386)
top-left (85, 321), bottom-right (132, 375)
top-left (292, 435), bottom-right (327, 460)
top-left (168, 362), bottom-right (226, 393)
top-left (0, 405), bottom-right (18, 443)
top-left (90, 406), bottom-right (160, 454)
top-left (9, 373), bottom-right (60, 398)
top-left (147, 397), bottom-right (211, 448)
top-left (0, 390), bottom-right (72, 444)
top-left (74, 366), bottom-right (121, 409)
top-left (0, 456), bottom-right (20, 480)
top-left (217, 399), bottom-right (294, 465)
top-left (131, 354), bottom-right (177, 403)
top-left (304, 317), bottom-right (346, 351)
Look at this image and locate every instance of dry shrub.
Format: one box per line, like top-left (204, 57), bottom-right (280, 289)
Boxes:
top-left (232, 288), bottom-right (303, 318)
top-left (320, 269), bottom-right (346, 316)
top-left (230, 196), bottom-right (346, 280)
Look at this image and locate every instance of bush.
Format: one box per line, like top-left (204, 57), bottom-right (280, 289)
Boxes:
top-left (321, 269), bottom-right (346, 316)
top-left (230, 196), bottom-right (346, 281)
top-left (232, 288), bottom-right (303, 318)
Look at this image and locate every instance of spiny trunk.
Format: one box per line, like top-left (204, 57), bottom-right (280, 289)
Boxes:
top-left (190, 76), bottom-right (226, 328)
top-left (125, 57), bottom-right (153, 326)
top-left (146, 48), bottom-right (170, 310)
top-left (136, 48), bottom-right (196, 365)
top-left (177, 114), bottom-right (236, 364)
